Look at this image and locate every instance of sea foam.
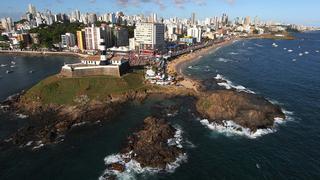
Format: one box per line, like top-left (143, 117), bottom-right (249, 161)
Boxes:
top-left (217, 58), bottom-right (232, 63)
top-left (99, 126), bottom-right (187, 180)
top-left (199, 108), bottom-right (294, 139)
top-left (214, 74), bottom-right (255, 94)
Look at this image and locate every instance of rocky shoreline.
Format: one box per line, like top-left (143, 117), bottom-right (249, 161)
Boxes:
top-left (100, 116), bottom-right (186, 179)
top-left (0, 90), bottom-right (148, 150)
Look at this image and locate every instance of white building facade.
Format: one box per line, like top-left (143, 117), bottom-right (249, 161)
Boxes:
top-left (134, 22), bottom-right (165, 50)
top-left (187, 26), bottom-right (202, 43)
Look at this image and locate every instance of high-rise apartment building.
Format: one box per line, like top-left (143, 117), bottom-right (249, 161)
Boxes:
top-left (1, 17), bottom-right (13, 32)
top-left (61, 33), bottom-right (76, 48)
top-left (191, 12), bottom-right (196, 25)
top-left (84, 25), bottom-right (101, 50)
top-left (28, 4), bottom-right (37, 15)
top-left (76, 30), bottom-right (86, 51)
top-left (187, 26), bottom-right (202, 43)
top-left (113, 27), bottom-right (129, 47)
top-left (134, 22), bottom-right (165, 50)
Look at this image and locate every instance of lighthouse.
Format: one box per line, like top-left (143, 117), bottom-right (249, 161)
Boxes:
top-left (99, 39), bottom-right (108, 65)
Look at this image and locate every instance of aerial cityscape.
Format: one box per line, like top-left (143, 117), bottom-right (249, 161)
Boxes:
top-left (0, 0), bottom-right (320, 180)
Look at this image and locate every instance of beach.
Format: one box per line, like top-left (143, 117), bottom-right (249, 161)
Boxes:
top-left (167, 38), bottom-right (238, 91)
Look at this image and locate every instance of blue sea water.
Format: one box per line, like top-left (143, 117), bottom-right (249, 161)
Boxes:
top-left (0, 31), bottom-right (320, 180)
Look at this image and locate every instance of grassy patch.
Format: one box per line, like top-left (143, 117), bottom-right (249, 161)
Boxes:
top-left (22, 71), bottom-right (148, 105)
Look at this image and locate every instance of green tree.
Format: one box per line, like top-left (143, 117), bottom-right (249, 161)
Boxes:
top-left (19, 41), bottom-right (26, 50)
top-left (0, 35), bottom-right (9, 41)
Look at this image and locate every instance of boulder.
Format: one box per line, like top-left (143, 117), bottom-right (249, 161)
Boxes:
top-left (196, 90), bottom-right (285, 131)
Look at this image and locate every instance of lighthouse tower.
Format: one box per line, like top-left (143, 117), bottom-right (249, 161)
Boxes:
top-left (99, 39), bottom-right (108, 65)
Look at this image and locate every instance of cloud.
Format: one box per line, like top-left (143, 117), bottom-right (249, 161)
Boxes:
top-left (223, 0), bottom-right (235, 5)
top-left (115, 0), bottom-right (234, 9)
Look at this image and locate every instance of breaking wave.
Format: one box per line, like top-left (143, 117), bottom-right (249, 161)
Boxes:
top-left (217, 58), bottom-right (233, 63)
top-left (214, 74), bottom-right (255, 94)
top-left (199, 109), bottom-right (294, 139)
top-left (99, 126), bottom-right (187, 180)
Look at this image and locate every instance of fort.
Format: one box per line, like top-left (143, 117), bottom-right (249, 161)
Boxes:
top-left (60, 39), bottom-right (129, 77)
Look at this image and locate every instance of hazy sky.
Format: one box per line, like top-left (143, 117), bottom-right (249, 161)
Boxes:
top-left (0, 0), bottom-right (319, 26)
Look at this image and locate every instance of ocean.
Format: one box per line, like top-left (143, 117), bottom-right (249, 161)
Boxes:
top-left (1, 31), bottom-right (320, 180)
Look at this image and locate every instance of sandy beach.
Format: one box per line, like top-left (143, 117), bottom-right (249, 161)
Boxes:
top-left (167, 38), bottom-right (238, 91)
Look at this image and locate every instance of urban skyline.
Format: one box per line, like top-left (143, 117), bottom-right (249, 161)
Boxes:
top-left (1, 0), bottom-right (320, 27)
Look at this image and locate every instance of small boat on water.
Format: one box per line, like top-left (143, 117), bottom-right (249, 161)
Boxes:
top-left (6, 70), bottom-right (13, 74)
top-left (1, 64), bottom-right (7, 67)
top-left (288, 49), bottom-right (293, 52)
top-left (316, 50), bottom-right (319, 53)
top-left (272, 43), bottom-right (278, 47)
top-left (292, 59), bottom-right (297, 62)
top-left (10, 65), bottom-right (15, 68)
top-left (283, 48), bottom-right (287, 50)
top-left (299, 53), bottom-right (304, 56)
top-left (11, 61), bottom-right (16, 65)
top-left (304, 51), bottom-right (309, 55)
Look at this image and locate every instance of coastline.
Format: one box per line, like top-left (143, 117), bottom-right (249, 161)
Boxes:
top-left (167, 32), bottom-right (295, 91)
top-left (167, 38), bottom-right (240, 91)
top-left (0, 50), bottom-right (88, 58)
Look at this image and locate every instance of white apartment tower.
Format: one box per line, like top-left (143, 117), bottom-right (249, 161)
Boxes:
top-left (84, 25), bottom-right (101, 50)
top-left (1, 17), bottom-right (13, 32)
top-left (134, 22), bottom-right (165, 50)
top-left (28, 4), bottom-right (37, 15)
top-left (187, 26), bottom-right (202, 43)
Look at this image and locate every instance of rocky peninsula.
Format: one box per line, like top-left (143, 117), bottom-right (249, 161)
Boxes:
top-left (0, 36), bottom-right (287, 151)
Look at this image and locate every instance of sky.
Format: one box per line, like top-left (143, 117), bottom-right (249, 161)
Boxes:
top-left (0, 0), bottom-right (319, 26)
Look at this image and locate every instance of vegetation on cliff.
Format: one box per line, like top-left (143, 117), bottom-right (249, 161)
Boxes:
top-left (29, 22), bottom-right (85, 48)
top-left (21, 71), bottom-right (150, 105)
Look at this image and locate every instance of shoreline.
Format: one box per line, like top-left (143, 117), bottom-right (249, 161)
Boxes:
top-left (167, 37), bottom-right (240, 91)
top-left (0, 50), bottom-right (88, 58)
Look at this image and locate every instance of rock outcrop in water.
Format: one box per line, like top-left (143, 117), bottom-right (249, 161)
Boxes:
top-left (104, 116), bottom-right (184, 177)
top-left (0, 91), bottom-right (148, 149)
top-left (124, 116), bottom-right (183, 168)
top-left (196, 90), bottom-right (285, 131)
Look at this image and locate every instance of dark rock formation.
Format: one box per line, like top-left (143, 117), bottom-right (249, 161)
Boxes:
top-left (107, 116), bottom-right (184, 173)
top-left (0, 92), bottom-right (147, 149)
top-left (196, 90), bottom-right (285, 131)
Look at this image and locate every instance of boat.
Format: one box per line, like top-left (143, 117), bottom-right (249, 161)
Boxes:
top-left (299, 53), bottom-right (304, 56)
top-left (272, 43), bottom-right (278, 47)
top-left (292, 59), bottom-right (297, 62)
top-left (304, 51), bottom-right (309, 55)
top-left (288, 49), bottom-right (293, 52)
top-left (1, 64), bottom-right (7, 67)
top-left (11, 61), bottom-right (16, 65)
top-left (316, 50), bottom-right (319, 53)
top-left (6, 70), bottom-right (13, 74)
top-left (283, 48), bottom-right (287, 50)
top-left (10, 65), bottom-right (15, 68)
